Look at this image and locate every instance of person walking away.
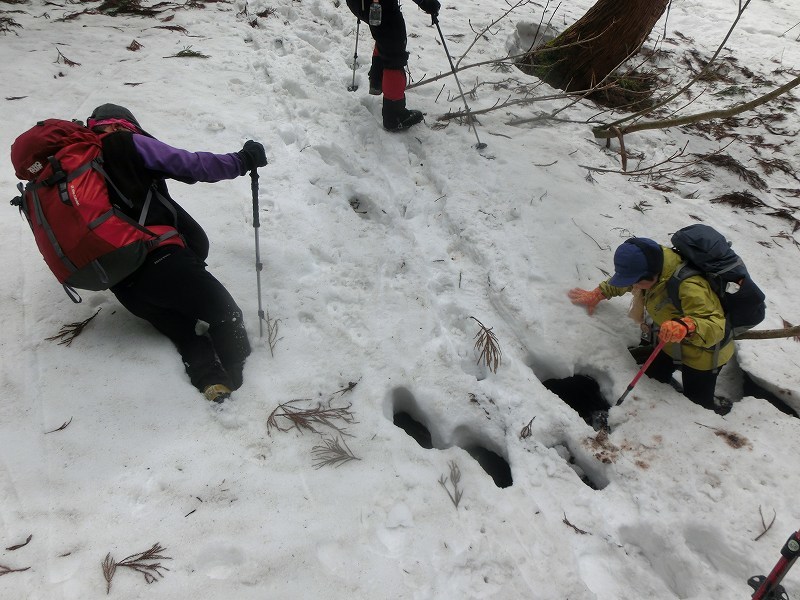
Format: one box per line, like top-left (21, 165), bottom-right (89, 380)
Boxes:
top-left (86, 104), bottom-right (267, 403)
top-left (346, 0), bottom-right (440, 131)
top-left (568, 237), bottom-right (733, 413)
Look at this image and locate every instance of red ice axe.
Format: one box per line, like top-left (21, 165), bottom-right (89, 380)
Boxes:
top-left (615, 339), bottom-right (666, 406)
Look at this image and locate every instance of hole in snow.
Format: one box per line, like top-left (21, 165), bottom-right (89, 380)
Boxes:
top-left (462, 445), bottom-right (513, 488)
top-left (542, 375), bottom-right (610, 431)
top-left (390, 387), bottom-right (512, 488)
top-left (742, 373), bottom-right (798, 418)
top-left (393, 411), bottom-right (433, 449)
top-left (552, 442), bottom-right (609, 490)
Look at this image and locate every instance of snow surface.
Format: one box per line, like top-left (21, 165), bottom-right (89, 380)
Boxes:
top-left (1, 0), bottom-right (799, 598)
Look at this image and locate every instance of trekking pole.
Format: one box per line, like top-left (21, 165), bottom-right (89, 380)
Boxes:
top-left (347, 19), bottom-right (360, 92)
top-left (615, 339), bottom-right (666, 406)
top-left (432, 14), bottom-right (487, 150)
top-left (251, 169), bottom-right (265, 338)
top-left (749, 528), bottom-right (800, 600)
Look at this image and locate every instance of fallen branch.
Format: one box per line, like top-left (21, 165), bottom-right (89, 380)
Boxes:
top-left (597, 0), bottom-right (755, 133)
top-left (593, 74), bottom-right (800, 139)
top-left (736, 325), bottom-right (800, 340)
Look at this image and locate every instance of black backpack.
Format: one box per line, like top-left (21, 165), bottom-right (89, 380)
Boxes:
top-left (667, 224), bottom-right (766, 337)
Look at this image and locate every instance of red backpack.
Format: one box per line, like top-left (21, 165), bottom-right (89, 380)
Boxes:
top-left (11, 119), bottom-right (182, 301)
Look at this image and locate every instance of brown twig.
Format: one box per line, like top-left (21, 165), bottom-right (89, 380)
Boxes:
top-left (563, 513), bottom-right (589, 535)
top-left (333, 379), bottom-right (361, 395)
top-left (55, 47), bottom-right (81, 67)
top-left (754, 506), bottom-right (776, 541)
top-left (611, 126), bottom-right (628, 172)
top-left (44, 417), bottom-right (73, 435)
top-left (5, 535), bottom-right (32, 551)
top-left (45, 308), bottom-right (101, 346)
top-left (0, 563), bottom-right (30, 576)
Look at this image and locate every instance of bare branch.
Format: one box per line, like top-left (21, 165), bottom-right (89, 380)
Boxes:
top-left (754, 506), bottom-right (776, 541)
top-left (598, 0), bottom-right (755, 132)
top-left (594, 74), bottom-right (800, 139)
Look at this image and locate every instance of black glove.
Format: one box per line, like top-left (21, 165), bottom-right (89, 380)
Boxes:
top-left (415, 0), bottom-right (440, 16)
top-left (237, 140), bottom-right (267, 174)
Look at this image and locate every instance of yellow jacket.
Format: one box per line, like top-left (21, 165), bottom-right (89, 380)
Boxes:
top-left (599, 247), bottom-right (734, 371)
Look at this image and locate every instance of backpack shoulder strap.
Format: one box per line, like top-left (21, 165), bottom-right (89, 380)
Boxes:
top-left (666, 262), bottom-right (703, 314)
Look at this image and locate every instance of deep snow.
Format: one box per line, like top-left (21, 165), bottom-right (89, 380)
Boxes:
top-left (1, 0), bottom-right (799, 598)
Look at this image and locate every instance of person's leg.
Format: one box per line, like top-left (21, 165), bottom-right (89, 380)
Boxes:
top-left (643, 350), bottom-right (675, 384)
top-left (369, 47), bottom-right (383, 95)
top-left (114, 285), bottom-right (230, 391)
top-left (369, 0), bottom-right (423, 130)
top-left (112, 247), bottom-right (250, 392)
top-left (680, 364), bottom-right (722, 411)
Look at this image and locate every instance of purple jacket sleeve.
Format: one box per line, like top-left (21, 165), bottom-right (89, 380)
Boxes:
top-left (132, 134), bottom-right (244, 183)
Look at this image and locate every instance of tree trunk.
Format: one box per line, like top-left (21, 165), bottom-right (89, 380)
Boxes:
top-left (520, 0), bottom-right (670, 92)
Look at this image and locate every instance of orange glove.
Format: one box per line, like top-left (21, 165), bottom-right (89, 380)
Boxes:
top-left (658, 317), bottom-right (696, 343)
top-left (568, 287), bottom-right (606, 315)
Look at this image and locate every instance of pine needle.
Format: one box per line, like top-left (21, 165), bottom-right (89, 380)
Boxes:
top-left (311, 436), bottom-right (360, 469)
top-left (470, 316), bottom-right (502, 373)
top-left (102, 543), bottom-right (171, 594)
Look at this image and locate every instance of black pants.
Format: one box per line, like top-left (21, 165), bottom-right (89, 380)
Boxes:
top-left (346, 0), bottom-right (409, 69)
top-left (645, 350), bottom-right (721, 411)
top-left (111, 246), bottom-right (251, 392)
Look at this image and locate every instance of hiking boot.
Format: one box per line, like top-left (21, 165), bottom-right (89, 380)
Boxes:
top-left (382, 97), bottom-right (423, 132)
top-left (204, 383), bottom-right (232, 403)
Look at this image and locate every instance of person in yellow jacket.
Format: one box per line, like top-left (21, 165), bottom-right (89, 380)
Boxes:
top-left (568, 237), bottom-right (733, 412)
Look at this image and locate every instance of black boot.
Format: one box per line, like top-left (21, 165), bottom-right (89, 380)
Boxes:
top-left (382, 97), bottom-right (423, 132)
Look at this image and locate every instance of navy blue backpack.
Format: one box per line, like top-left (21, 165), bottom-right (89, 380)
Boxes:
top-left (667, 224), bottom-right (766, 337)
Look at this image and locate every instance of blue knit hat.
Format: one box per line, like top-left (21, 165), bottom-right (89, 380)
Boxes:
top-left (608, 238), bottom-right (662, 286)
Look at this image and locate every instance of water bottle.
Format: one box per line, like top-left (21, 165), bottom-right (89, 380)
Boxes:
top-left (369, 0), bottom-right (381, 26)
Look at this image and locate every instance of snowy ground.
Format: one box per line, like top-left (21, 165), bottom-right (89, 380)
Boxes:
top-left (1, 0), bottom-right (799, 598)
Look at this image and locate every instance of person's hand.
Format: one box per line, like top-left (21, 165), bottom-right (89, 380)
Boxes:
top-left (567, 287), bottom-right (606, 315)
top-left (237, 140), bottom-right (268, 174)
top-left (658, 317), bottom-right (696, 343)
top-left (416, 0), bottom-right (440, 16)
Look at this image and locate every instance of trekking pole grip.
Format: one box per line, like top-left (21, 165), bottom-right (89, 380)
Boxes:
top-left (250, 169), bottom-right (260, 229)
